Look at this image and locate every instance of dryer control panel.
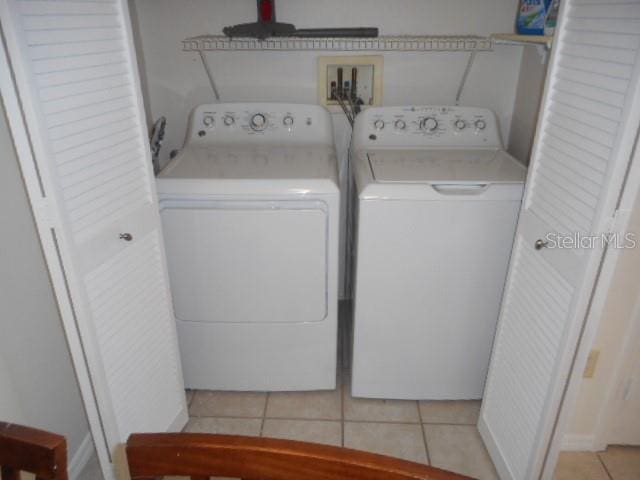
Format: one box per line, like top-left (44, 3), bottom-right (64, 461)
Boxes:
top-left (186, 103), bottom-right (334, 146)
top-left (353, 106), bottom-right (503, 150)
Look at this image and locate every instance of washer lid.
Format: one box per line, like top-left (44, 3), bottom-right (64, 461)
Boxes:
top-left (367, 149), bottom-right (526, 184)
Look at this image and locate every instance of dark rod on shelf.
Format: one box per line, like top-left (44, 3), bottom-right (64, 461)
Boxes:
top-left (293, 28), bottom-right (379, 38)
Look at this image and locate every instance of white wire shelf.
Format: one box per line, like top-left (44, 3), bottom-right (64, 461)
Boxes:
top-left (182, 35), bottom-right (494, 52)
top-left (491, 33), bottom-right (553, 49)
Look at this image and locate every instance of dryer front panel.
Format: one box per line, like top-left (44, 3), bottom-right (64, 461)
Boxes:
top-left (160, 199), bottom-right (328, 325)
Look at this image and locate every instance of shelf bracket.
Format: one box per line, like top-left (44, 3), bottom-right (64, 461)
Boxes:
top-left (490, 34), bottom-right (552, 64)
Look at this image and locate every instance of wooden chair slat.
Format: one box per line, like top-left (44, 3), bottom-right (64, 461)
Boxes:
top-left (0, 422), bottom-right (67, 480)
top-left (127, 433), bottom-right (473, 480)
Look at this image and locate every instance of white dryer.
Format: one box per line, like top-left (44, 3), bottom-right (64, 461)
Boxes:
top-left (157, 103), bottom-right (339, 391)
top-left (350, 106), bottom-right (526, 400)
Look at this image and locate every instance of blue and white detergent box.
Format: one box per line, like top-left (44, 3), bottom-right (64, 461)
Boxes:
top-left (517, 0), bottom-right (552, 35)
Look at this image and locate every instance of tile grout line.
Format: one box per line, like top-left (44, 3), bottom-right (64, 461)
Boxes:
top-left (184, 413), bottom-right (436, 425)
top-left (422, 420), bottom-right (477, 426)
top-left (341, 370), bottom-right (346, 447)
top-left (340, 308), bottom-right (347, 448)
top-left (417, 402), bottom-right (432, 465)
top-left (260, 392), bottom-right (269, 437)
top-left (596, 451), bottom-right (615, 480)
top-left (187, 414), bottom-right (345, 423)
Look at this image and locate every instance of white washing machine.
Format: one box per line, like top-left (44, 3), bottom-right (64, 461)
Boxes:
top-left (350, 106), bottom-right (527, 400)
top-left (157, 103), bottom-right (339, 391)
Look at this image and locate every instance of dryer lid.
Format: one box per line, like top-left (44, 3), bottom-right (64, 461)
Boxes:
top-left (161, 145), bottom-right (337, 180)
top-left (367, 149), bottom-right (526, 184)
top-left (156, 145), bottom-right (339, 197)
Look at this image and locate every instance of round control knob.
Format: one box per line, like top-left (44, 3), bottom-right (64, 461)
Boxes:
top-left (223, 115), bottom-right (235, 126)
top-left (283, 115), bottom-right (294, 127)
top-left (455, 119), bottom-right (467, 131)
top-left (394, 119), bottom-right (407, 131)
top-left (420, 117), bottom-right (438, 132)
top-left (374, 119), bottom-right (385, 130)
top-left (203, 115), bottom-right (215, 128)
top-left (475, 119), bottom-right (487, 130)
top-left (250, 113), bottom-right (267, 131)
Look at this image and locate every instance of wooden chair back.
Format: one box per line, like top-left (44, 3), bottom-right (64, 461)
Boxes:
top-left (126, 433), bottom-right (473, 480)
top-left (0, 422), bottom-right (67, 480)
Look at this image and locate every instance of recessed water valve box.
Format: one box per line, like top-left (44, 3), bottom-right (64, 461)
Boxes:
top-left (318, 55), bottom-right (383, 112)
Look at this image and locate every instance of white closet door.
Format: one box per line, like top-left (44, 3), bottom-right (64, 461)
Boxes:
top-left (480, 2), bottom-right (640, 479)
top-left (0, 0), bottom-right (187, 473)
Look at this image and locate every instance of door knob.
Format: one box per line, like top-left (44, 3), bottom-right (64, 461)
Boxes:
top-left (535, 239), bottom-right (548, 250)
top-left (119, 233), bottom-right (133, 242)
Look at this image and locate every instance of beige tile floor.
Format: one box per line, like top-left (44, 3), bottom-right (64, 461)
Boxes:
top-left (185, 380), bottom-right (491, 478)
top-left (184, 389), bottom-right (640, 480)
top-left (555, 448), bottom-right (640, 480)
top-left (176, 303), bottom-right (640, 480)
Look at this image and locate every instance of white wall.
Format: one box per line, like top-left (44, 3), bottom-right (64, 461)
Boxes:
top-left (0, 351), bottom-right (26, 423)
top-left (131, 0), bottom-right (523, 165)
top-left (0, 99), bottom-right (91, 460)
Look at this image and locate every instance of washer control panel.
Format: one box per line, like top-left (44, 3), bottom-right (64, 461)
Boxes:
top-left (353, 106), bottom-right (503, 149)
top-left (187, 103), bottom-right (333, 146)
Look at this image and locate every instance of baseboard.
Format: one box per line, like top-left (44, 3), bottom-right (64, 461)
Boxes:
top-left (562, 433), bottom-right (596, 451)
top-left (69, 433), bottom-right (94, 480)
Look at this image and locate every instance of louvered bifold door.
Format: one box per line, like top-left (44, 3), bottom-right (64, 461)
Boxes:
top-left (0, 0), bottom-right (187, 473)
top-left (479, 1), bottom-right (640, 479)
